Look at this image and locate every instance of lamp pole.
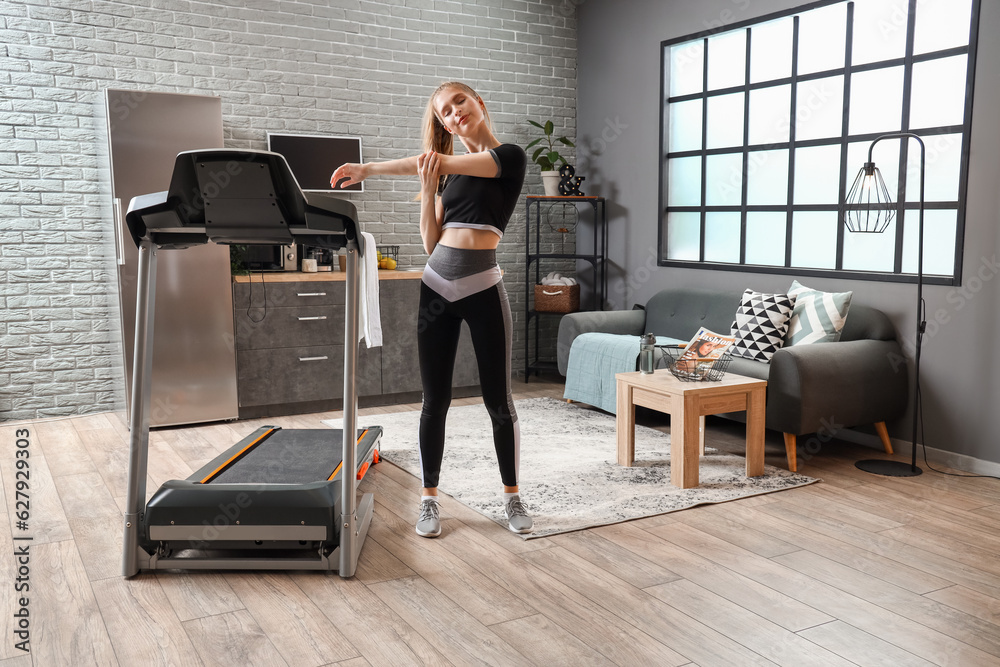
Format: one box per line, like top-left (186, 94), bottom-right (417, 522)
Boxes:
top-left (853, 132), bottom-right (925, 476)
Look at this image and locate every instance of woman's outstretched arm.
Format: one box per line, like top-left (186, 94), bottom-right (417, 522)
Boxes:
top-left (331, 148), bottom-right (500, 189)
top-left (331, 154), bottom-right (420, 189)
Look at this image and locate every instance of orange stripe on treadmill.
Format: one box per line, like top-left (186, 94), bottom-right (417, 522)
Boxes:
top-left (326, 429), bottom-right (370, 481)
top-left (200, 428), bottom-right (276, 484)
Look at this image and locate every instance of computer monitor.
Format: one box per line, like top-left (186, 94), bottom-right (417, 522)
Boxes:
top-left (266, 132), bottom-right (364, 193)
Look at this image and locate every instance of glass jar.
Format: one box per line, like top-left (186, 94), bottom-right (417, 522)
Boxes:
top-left (639, 333), bottom-right (656, 374)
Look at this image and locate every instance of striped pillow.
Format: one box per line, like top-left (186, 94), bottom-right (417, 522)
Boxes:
top-left (784, 280), bottom-right (853, 346)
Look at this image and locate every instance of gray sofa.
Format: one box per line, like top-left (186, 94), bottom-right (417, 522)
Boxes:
top-left (557, 287), bottom-right (909, 471)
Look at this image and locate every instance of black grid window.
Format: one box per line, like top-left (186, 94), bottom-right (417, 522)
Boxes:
top-left (658, 0), bottom-right (981, 285)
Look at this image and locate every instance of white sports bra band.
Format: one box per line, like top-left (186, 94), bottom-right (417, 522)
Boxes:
top-left (441, 221), bottom-right (503, 238)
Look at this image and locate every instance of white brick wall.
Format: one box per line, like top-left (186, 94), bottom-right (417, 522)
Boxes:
top-left (0, 0), bottom-right (577, 420)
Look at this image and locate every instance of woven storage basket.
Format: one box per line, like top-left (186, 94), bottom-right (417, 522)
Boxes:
top-left (534, 283), bottom-right (580, 313)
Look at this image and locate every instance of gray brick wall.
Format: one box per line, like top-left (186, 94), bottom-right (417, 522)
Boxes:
top-left (0, 0), bottom-right (578, 420)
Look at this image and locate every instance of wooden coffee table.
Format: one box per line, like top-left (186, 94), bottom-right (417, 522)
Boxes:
top-left (616, 371), bottom-right (767, 489)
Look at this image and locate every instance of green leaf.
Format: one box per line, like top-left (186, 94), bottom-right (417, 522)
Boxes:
top-left (558, 137), bottom-right (575, 148)
top-left (544, 120), bottom-right (554, 135)
top-left (546, 150), bottom-right (560, 165)
top-left (527, 119), bottom-right (544, 129)
top-left (526, 138), bottom-right (542, 149)
top-left (532, 147), bottom-right (546, 162)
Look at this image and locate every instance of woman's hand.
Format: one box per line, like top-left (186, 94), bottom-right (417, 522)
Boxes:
top-left (417, 151), bottom-right (441, 197)
top-left (331, 162), bottom-right (367, 189)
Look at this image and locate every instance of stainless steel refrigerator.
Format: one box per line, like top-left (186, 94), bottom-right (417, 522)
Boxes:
top-left (106, 89), bottom-right (239, 427)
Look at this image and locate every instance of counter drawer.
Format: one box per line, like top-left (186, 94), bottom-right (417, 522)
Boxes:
top-left (234, 305), bottom-right (345, 350)
top-left (237, 345), bottom-right (382, 407)
top-left (234, 281), bottom-right (345, 309)
top-left (237, 345), bottom-right (341, 406)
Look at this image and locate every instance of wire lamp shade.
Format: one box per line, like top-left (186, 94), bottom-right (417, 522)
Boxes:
top-left (844, 162), bottom-right (895, 233)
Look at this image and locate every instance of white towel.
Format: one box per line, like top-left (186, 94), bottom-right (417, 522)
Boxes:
top-left (358, 231), bottom-right (382, 348)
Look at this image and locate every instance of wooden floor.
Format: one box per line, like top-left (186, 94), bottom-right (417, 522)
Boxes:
top-left (3, 377), bottom-right (1000, 666)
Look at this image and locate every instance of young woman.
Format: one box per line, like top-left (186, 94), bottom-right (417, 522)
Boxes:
top-left (331, 82), bottom-right (530, 537)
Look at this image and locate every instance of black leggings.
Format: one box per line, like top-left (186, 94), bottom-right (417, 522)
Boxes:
top-left (417, 280), bottom-right (519, 489)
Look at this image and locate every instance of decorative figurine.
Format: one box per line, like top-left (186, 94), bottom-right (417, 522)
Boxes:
top-left (558, 163), bottom-right (585, 196)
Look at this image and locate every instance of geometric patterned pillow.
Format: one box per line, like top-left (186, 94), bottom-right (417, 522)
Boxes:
top-left (730, 289), bottom-right (797, 362)
top-left (784, 280), bottom-right (853, 346)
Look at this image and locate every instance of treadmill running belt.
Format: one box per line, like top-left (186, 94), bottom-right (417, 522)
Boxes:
top-left (207, 429), bottom-right (353, 485)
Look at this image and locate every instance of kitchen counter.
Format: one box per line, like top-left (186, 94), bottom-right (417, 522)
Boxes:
top-left (233, 269), bottom-right (423, 283)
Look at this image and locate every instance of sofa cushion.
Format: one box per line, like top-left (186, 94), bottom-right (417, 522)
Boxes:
top-left (730, 289), bottom-right (796, 362)
top-left (644, 288), bottom-right (741, 340)
top-left (785, 280), bottom-right (853, 346)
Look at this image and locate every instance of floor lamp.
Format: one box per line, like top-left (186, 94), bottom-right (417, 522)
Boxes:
top-left (843, 132), bottom-right (924, 477)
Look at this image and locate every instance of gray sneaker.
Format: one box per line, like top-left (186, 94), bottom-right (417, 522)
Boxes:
top-left (505, 495), bottom-right (533, 534)
top-left (415, 499), bottom-right (441, 538)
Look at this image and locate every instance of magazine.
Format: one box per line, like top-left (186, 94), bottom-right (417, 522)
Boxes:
top-left (672, 327), bottom-right (736, 378)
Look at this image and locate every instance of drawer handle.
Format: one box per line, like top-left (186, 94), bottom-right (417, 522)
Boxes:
top-left (298, 356), bottom-right (329, 362)
top-left (297, 292), bottom-right (327, 297)
top-left (297, 316), bottom-right (328, 321)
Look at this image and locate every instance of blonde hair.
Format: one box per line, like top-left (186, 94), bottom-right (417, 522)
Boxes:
top-left (419, 82), bottom-right (494, 196)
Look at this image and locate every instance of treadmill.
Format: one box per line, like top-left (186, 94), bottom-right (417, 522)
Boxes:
top-left (121, 149), bottom-right (380, 578)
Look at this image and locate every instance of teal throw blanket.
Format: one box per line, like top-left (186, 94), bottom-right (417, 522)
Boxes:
top-left (563, 333), bottom-right (683, 414)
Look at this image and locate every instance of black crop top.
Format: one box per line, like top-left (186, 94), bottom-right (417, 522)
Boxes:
top-left (440, 143), bottom-right (526, 238)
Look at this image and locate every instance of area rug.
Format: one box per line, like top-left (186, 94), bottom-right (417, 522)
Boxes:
top-left (326, 397), bottom-right (818, 539)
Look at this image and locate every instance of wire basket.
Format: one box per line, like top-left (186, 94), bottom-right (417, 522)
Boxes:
top-left (376, 245), bottom-right (399, 269)
top-left (657, 344), bottom-right (733, 382)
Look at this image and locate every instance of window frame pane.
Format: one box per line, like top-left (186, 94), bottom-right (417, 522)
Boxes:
top-left (658, 0), bottom-right (979, 286)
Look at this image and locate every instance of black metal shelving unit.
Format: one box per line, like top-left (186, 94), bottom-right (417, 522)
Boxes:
top-left (524, 195), bottom-right (607, 380)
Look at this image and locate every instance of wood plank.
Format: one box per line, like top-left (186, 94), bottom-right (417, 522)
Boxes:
top-left (33, 418), bottom-right (97, 477)
top-left (694, 502), bottom-right (954, 595)
top-left (436, 523), bottom-right (688, 666)
top-left (774, 548), bottom-right (1000, 659)
top-left (884, 506), bottom-right (1000, 554)
top-left (925, 585), bottom-right (1000, 627)
top-left (225, 572), bottom-right (359, 666)
top-left (91, 575), bottom-right (202, 666)
top-left (767, 487), bottom-right (905, 533)
top-left (53, 471), bottom-right (123, 581)
top-left (366, 497), bottom-right (539, 627)
top-left (70, 412), bottom-right (118, 432)
top-left (808, 456), bottom-right (994, 510)
top-left (548, 528), bottom-right (682, 589)
top-left (350, 517), bottom-right (417, 585)
top-left (880, 524), bottom-right (1000, 578)
top-left (32, 541), bottom-right (119, 666)
top-left (645, 579), bottom-right (853, 666)
top-left (674, 504), bottom-right (800, 558)
top-left (368, 575), bottom-right (528, 666)
top-left (594, 521), bottom-right (833, 632)
top-left (754, 499), bottom-right (1000, 598)
top-left (183, 610), bottom-right (288, 667)
top-left (491, 613), bottom-right (615, 667)
top-left (329, 658), bottom-right (372, 667)
top-left (77, 427), bottom-right (132, 501)
top-left (810, 480), bottom-right (1000, 538)
top-left (289, 571), bottom-right (453, 667)
top-left (0, 424), bottom-right (73, 545)
top-left (648, 522), bottom-right (1000, 666)
top-left (798, 621), bottom-right (938, 667)
top-left (521, 545), bottom-right (777, 666)
top-left (155, 572), bottom-right (245, 622)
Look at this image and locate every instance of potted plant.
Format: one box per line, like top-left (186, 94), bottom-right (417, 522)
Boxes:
top-left (527, 119), bottom-right (575, 196)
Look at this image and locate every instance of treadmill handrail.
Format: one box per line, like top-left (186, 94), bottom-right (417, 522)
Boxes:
top-left (124, 149), bottom-right (363, 255)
